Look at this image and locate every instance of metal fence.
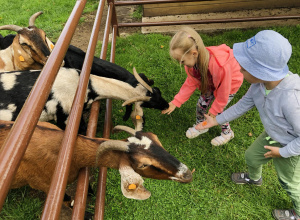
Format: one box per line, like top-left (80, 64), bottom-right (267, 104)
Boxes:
top-left (0, 0), bottom-right (299, 219)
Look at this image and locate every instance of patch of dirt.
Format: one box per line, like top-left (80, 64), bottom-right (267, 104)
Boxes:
top-left (71, 3), bottom-right (141, 51)
top-left (71, 4), bottom-right (300, 52)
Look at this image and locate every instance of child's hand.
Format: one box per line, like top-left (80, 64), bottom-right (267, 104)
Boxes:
top-left (162, 102), bottom-right (176, 115)
top-left (195, 113), bottom-right (218, 130)
top-left (264, 146), bottom-right (281, 158)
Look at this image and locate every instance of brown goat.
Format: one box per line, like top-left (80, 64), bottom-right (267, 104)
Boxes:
top-left (0, 11), bottom-right (55, 71)
top-left (0, 120), bottom-right (192, 200)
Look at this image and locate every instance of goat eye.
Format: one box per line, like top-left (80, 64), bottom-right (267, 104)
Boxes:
top-left (138, 164), bottom-right (149, 169)
top-left (21, 43), bottom-right (28, 47)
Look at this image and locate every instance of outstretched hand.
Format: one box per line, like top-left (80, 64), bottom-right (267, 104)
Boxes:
top-left (162, 102), bottom-right (176, 115)
top-left (264, 146), bottom-right (281, 158)
top-left (195, 114), bottom-right (218, 130)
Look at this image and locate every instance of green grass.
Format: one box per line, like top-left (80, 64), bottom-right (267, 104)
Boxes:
top-left (1, 1), bottom-right (300, 219)
top-left (0, 0), bottom-right (99, 40)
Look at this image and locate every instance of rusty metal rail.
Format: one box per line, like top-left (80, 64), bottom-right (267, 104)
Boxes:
top-left (0, 0), bottom-right (300, 219)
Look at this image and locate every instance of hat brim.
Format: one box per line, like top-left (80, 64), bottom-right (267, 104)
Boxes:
top-left (233, 42), bottom-right (289, 81)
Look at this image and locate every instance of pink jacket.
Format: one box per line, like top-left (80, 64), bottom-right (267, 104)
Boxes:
top-left (171, 44), bottom-right (244, 115)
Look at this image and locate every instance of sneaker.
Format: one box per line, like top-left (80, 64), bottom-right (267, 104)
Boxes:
top-left (272, 209), bottom-right (300, 220)
top-left (211, 131), bottom-right (234, 146)
top-left (186, 125), bottom-right (209, 139)
top-left (231, 172), bottom-right (262, 186)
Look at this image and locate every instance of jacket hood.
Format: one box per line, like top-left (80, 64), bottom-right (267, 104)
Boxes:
top-left (206, 44), bottom-right (233, 67)
top-left (277, 72), bottom-right (300, 91)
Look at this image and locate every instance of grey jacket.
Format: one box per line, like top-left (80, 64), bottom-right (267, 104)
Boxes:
top-left (216, 72), bottom-right (300, 158)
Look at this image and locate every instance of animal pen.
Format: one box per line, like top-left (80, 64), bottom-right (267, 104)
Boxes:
top-left (0, 0), bottom-right (300, 219)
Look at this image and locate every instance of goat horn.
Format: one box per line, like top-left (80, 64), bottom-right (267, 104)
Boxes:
top-left (122, 96), bottom-right (151, 106)
top-left (96, 140), bottom-right (129, 164)
top-left (133, 67), bottom-right (153, 93)
top-left (113, 125), bottom-right (136, 136)
top-left (29, 11), bottom-right (43, 26)
top-left (0, 25), bottom-right (23, 32)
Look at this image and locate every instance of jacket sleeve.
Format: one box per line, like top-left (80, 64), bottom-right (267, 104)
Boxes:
top-left (279, 92), bottom-right (300, 158)
top-left (209, 65), bottom-right (233, 115)
top-left (172, 75), bottom-right (198, 108)
top-left (216, 85), bottom-right (255, 124)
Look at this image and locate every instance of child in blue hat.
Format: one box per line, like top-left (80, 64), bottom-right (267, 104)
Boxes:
top-left (196, 30), bottom-right (300, 219)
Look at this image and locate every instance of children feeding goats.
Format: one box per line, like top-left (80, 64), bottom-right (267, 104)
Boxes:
top-left (197, 30), bottom-right (300, 220)
top-left (162, 26), bottom-right (243, 146)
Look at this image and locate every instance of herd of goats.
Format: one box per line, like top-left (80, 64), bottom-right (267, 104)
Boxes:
top-left (0, 11), bottom-right (193, 213)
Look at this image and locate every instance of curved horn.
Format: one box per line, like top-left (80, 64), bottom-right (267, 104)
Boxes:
top-left (29, 11), bottom-right (43, 26)
top-left (133, 67), bottom-right (153, 93)
top-left (96, 140), bottom-right (129, 164)
top-left (122, 96), bottom-right (151, 106)
top-left (0, 25), bottom-right (23, 32)
top-left (113, 125), bottom-right (136, 136)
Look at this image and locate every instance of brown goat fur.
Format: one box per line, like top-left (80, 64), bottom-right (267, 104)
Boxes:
top-left (0, 120), bottom-right (192, 196)
top-left (0, 11), bottom-right (54, 71)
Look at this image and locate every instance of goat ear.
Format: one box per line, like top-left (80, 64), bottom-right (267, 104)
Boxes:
top-left (120, 165), bottom-right (151, 200)
top-left (123, 104), bottom-right (132, 121)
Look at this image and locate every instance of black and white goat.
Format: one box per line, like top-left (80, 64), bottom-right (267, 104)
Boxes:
top-left (0, 67), bottom-right (169, 133)
top-left (0, 36), bottom-right (168, 127)
top-left (0, 11), bottom-right (55, 71)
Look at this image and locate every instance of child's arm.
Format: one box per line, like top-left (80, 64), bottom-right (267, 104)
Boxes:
top-left (162, 75), bottom-right (198, 115)
top-left (172, 76), bottom-right (198, 108)
top-left (197, 86), bottom-right (256, 130)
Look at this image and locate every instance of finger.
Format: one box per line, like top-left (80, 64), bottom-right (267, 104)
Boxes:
top-left (167, 109), bottom-right (174, 115)
top-left (162, 110), bottom-right (169, 114)
top-left (264, 145), bottom-right (271, 150)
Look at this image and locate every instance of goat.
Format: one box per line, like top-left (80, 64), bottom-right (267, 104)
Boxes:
top-left (0, 120), bottom-right (193, 200)
top-left (0, 11), bottom-right (55, 71)
top-left (0, 67), bottom-right (169, 133)
top-left (0, 34), bottom-right (169, 129)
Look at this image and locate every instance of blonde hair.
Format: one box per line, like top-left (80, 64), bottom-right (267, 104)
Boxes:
top-left (170, 26), bottom-right (210, 94)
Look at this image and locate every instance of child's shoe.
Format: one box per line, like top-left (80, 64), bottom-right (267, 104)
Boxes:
top-left (231, 172), bottom-right (262, 186)
top-left (186, 125), bottom-right (209, 139)
top-left (272, 209), bottom-right (300, 220)
top-left (211, 131), bottom-right (234, 146)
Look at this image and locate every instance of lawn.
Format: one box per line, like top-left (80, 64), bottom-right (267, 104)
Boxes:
top-left (1, 1), bottom-right (300, 219)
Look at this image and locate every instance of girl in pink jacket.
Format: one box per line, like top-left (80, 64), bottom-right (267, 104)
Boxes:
top-left (162, 26), bottom-right (243, 146)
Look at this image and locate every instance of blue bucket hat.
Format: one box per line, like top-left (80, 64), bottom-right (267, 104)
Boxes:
top-left (233, 30), bottom-right (292, 81)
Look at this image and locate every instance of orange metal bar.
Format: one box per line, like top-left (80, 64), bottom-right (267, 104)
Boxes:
top-left (71, 0), bottom-right (106, 219)
top-left (114, 0), bottom-right (199, 5)
top-left (118, 15), bottom-right (300, 27)
top-left (0, 0), bottom-right (86, 211)
top-left (93, 1), bottom-right (115, 219)
top-left (71, 102), bottom-right (101, 220)
top-left (40, 0), bottom-right (113, 218)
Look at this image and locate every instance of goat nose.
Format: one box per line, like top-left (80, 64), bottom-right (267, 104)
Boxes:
top-left (183, 170), bottom-right (193, 182)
